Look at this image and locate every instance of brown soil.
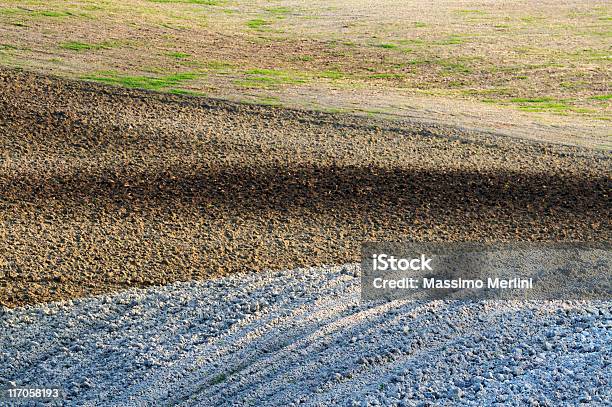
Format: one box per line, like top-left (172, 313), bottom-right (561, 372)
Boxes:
top-left (0, 67), bottom-right (610, 307)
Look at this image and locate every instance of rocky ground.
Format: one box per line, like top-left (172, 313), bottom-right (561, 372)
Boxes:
top-left (0, 67), bottom-right (610, 307)
top-left (1, 264), bottom-right (610, 406)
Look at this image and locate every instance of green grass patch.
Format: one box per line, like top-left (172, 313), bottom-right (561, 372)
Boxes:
top-left (510, 97), bottom-right (571, 113)
top-left (319, 70), bottom-right (344, 79)
top-left (511, 97), bottom-right (556, 103)
top-left (590, 94), bottom-right (612, 101)
top-left (167, 51), bottom-right (191, 59)
top-left (265, 6), bottom-right (291, 16)
top-left (247, 18), bottom-right (270, 29)
top-left (83, 72), bottom-right (199, 91)
top-left (414, 22), bottom-right (426, 28)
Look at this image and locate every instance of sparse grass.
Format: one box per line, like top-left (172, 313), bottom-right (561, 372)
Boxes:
top-left (254, 96), bottom-right (281, 106)
top-left (368, 73), bottom-right (404, 79)
top-left (205, 60), bottom-right (234, 71)
top-left (319, 70), bottom-right (344, 79)
top-left (247, 19), bottom-right (269, 29)
top-left (590, 94), bottom-right (611, 101)
top-left (166, 51), bottom-right (191, 59)
top-left (0, 0), bottom-right (609, 129)
top-left (60, 41), bottom-right (116, 51)
top-left (0, 7), bottom-right (20, 15)
top-left (60, 41), bottom-right (93, 51)
top-left (322, 107), bottom-right (348, 114)
top-left (397, 39), bottom-right (425, 45)
top-left (510, 97), bottom-right (571, 113)
top-left (265, 7), bottom-right (291, 17)
top-left (511, 97), bottom-right (557, 103)
top-left (435, 35), bottom-right (466, 45)
top-left (436, 60), bottom-right (472, 73)
top-left (36, 11), bottom-right (70, 17)
top-left (168, 88), bottom-right (205, 96)
top-left (406, 58), bottom-right (432, 66)
top-left (376, 43), bottom-right (398, 49)
top-left (83, 72), bottom-right (199, 91)
top-left (0, 8), bottom-right (80, 19)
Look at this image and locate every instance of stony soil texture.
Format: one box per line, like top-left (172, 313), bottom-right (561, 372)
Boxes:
top-left (0, 68), bottom-right (610, 307)
top-left (1, 265), bottom-right (610, 406)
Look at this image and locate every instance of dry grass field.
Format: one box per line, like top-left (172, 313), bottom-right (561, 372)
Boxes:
top-left (0, 0), bottom-right (610, 147)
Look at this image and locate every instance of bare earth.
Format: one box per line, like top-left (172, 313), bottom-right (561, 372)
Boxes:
top-left (0, 68), bottom-right (609, 307)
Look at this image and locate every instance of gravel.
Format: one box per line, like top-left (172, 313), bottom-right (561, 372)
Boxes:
top-left (2, 264), bottom-right (610, 406)
top-left (0, 67), bottom-right (610, 307)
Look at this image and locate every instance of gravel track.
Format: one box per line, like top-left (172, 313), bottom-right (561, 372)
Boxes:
top-left (0, 67), bottom-right (610, 307)
top-left (1, 264), bottom-right (610, 406)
